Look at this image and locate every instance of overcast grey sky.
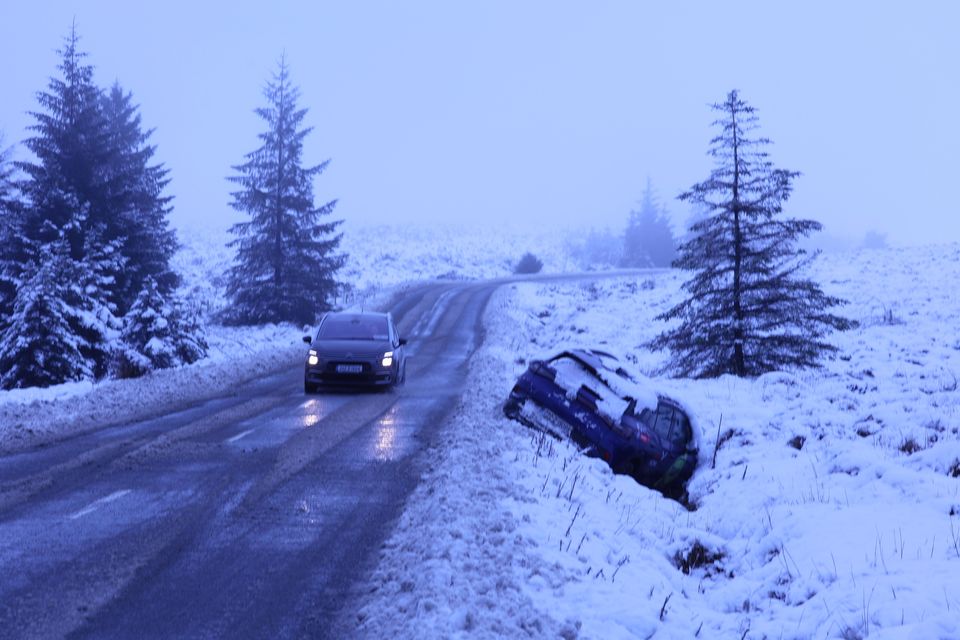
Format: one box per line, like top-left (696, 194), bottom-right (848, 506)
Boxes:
top-left (1, 1), bottom-right (957, 245)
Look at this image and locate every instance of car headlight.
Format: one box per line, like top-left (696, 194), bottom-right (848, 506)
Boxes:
top-left (308, 349), bottom-right (319, 366)
top-left (381, 351), bottom-right (394, 368)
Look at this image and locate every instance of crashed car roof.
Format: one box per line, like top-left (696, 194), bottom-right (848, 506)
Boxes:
top-left (544, 349), bottom-right (661, 421)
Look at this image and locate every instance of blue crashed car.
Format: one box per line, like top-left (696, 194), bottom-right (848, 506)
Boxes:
top-left (503, 349), bottom-right (698, 496)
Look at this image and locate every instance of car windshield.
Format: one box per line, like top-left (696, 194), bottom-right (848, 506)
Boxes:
top-left (317, 315), bottom-right (390, 341)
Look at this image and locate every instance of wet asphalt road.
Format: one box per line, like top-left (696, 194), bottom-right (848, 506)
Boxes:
top-left (0, 280), bottom-right (496, 639)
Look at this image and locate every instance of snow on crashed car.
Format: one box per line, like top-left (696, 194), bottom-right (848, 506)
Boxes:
top-left (504, 349), bottom-right (699, 496)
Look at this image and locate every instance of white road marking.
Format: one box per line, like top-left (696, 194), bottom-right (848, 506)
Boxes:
top-left (227, 428), bottom-right (255, 443)
top-left (68, 489), bottom-right (132, 520)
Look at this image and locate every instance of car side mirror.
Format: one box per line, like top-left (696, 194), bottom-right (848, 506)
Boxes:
top-left (302, 336), bottom-right (312, 344)
top-left (398, 338), bottom-right (408, 347)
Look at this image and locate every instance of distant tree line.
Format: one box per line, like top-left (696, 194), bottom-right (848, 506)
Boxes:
top-left (567, 180), bottom-right (679, 270)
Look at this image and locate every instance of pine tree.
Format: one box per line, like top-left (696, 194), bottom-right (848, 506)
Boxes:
top-left (650, 90), bottom-right (854, 378)
top-left (225, 57), bottom-right (345, 325)
top-left (16, 24), bottom-right (109, 256)
top-left (100, 82), bottom-right (180, 312)
top-left (114, 276), bottom-right (208, 379)
top-left (621, 209), bottom-right (650, 268)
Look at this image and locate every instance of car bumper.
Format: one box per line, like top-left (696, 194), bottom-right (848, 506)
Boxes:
top-left (305, 363), bottom-right (396, 387)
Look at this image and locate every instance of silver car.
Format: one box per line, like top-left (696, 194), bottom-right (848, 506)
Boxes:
top-left (303, 312), bottom-right (408, 393)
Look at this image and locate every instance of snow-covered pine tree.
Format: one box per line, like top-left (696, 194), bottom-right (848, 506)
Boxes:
top-left (0, 230), bottom-right (99, 389)
top-left (225, 56), bottom-right (345, 325)
top-left (16, 24), bottom-right (109, 256)
top-left (650, 90), bottom-right (854, 378)
top-left (114, 276), bottom-right (176, 377)
top-left (168, 297), bottom-right (208, 367)
top-left (3, 24), bottom-right (203, 388)
top-left (114, 276), bottom-right (208, 379)
top-left (0, 137), bottom-right (23, 323)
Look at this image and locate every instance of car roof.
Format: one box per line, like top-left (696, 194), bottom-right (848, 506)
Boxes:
top-left (546, 349), bottom-right (660, 415)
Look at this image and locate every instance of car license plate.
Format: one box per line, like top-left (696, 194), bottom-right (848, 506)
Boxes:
top-left (336, 364), bottom-right (363, 374)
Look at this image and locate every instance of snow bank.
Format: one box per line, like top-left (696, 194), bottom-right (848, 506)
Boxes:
top-left (359, 243), bottom-right (960, 639)
top-left (0, 324), bottom-right (304, 452)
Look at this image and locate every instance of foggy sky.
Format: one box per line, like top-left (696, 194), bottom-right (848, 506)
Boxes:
top-left (1, 1), bottom-right (958, 246)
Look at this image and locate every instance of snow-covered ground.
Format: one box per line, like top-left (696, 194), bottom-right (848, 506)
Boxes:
top-left (0, 220), bottom-right (570, 452)
top-left (172, 219), bottom-right (576, 315)
top-left (0, 324), bottom-right (305, 452)
top-left (356, 243), bottom-right (960, 640)
top-left (3, 219), bottom-right (959, 639)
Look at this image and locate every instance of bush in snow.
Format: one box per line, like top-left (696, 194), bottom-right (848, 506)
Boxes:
top-left (514, 252), bottom-right (544, 274)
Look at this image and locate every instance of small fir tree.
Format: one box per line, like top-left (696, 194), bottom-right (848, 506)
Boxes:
top-left (650, 90), bottom-right (854, 378)
top-left (168, 297), bottom-right (208, 367)
top-left (115, 276), bottom-right (176, 377)
top-left (622, 179), bottom-right (678, 268)
top-left (0, 231), bottom-right (98, 388)
top-left (225, 57), bottom-right (345, 325)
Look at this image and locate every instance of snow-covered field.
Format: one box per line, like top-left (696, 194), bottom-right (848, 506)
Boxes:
top-left (3, 220), bottom-right (959, 639)
top-left (356, 244), bottom-right (960, 640)
top-left (172, 219), bottom-right (575, 314)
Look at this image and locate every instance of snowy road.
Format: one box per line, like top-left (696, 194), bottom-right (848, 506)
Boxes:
top-left (0, 280), bottom-right (495, 639)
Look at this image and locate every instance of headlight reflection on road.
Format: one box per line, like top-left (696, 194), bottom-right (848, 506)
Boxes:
top-left (300, 398), bottom-right (326, 428)
top-left (372, 407), bottom-right (400, 461)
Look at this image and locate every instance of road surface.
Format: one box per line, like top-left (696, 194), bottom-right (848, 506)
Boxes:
top-left (0, 279), bottom-right (498, 639)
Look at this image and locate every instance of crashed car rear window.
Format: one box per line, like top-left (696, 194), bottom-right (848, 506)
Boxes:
top-left (640, 403), bottom-right (692, 448)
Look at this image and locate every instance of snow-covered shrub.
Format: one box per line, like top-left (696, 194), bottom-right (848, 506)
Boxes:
top-left (514, 252), bottom-right (544, 274)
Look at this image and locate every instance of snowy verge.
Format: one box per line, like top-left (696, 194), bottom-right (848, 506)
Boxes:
top-left (0, 270), bottom-right (419, 454)
top-left (358, 244), bottom-right (960, 639)
top-left (0, 324), bottom-right (306, 454)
